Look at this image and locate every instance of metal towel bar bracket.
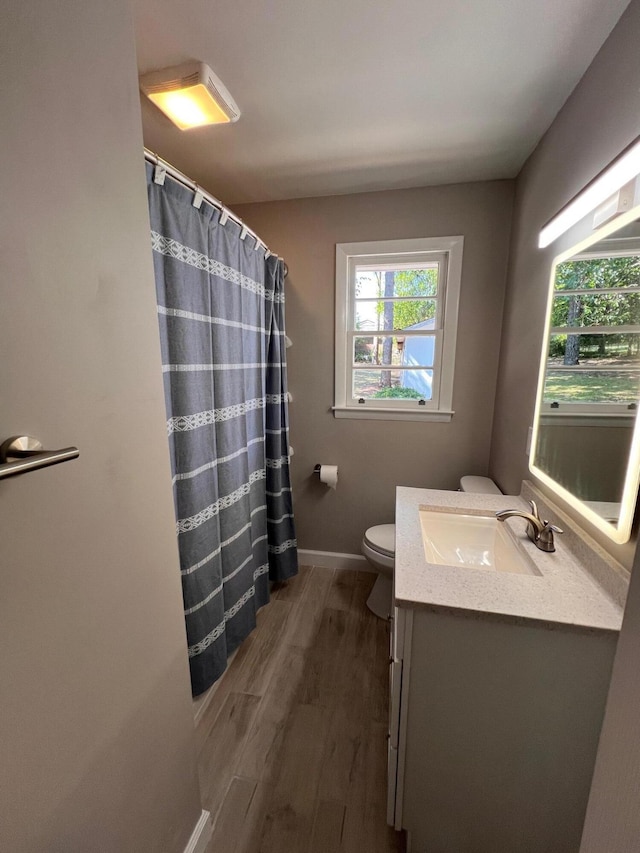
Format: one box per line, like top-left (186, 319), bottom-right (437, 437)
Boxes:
top-left (0, 435), bottom-right (79, 480)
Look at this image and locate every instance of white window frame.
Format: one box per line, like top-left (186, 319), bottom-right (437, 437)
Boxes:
top-left (334, 236), bottom-right (463, 421)
top-left (538, 245), bottom-right (640, 418)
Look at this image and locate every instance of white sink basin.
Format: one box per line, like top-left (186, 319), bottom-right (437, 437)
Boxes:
top-left (419, 510), bottom-right (539, 576)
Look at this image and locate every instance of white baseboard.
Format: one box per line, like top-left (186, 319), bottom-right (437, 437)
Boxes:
top-left (183, 809), bottom-right (213, 853)
top-left (297, 549), bottom-right (374, 572)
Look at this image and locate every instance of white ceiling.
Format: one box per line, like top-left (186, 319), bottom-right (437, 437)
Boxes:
top-left (134, 0), bottom-right (629, 205)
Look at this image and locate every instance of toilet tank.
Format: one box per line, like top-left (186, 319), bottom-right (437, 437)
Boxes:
top-left (459, 475), bottom-right (502, 495)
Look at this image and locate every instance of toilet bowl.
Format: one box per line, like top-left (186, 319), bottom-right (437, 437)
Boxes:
top-left (362, 476), bottom-right (503, 619)
top-left (361, 524), bottom-right (395, 619)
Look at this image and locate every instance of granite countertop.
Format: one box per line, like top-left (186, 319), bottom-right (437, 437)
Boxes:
top-left (394, 486), bottom-right (625, 632)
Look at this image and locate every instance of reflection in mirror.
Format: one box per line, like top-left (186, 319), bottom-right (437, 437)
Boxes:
top-left (531, 218), bottom-right (640, 543)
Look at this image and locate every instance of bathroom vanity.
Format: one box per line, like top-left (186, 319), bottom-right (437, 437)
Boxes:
top-left (389, 485), bottom-right (627, 853)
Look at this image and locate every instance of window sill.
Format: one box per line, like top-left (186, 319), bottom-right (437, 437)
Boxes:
top-left (539, 411), bottom-right (635, 427)
top-left (332, 406), bottom-right (454, 423)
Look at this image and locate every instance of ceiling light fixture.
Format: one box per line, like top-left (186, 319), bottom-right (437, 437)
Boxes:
top-left (538, 137), bottom-right (640, 248)
top-left (139, 61), bottom-right (240, 131)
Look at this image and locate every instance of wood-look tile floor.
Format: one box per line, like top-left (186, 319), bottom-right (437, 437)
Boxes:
top-left (199, 565), bottom-right (405, 853)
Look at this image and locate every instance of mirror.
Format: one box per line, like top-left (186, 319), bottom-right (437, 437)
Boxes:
top-left (530, 210), bottom-right (640, 544)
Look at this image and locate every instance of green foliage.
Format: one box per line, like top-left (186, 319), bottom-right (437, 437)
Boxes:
top-left (365, 269), bottom-right (438, 330)
top-left (354, 337), bottom-right (373, 362)
top-left (392, 269), bottom-right (437, 330)
top-left (549, 335), bottom-right (566, 357)
top-left (373, 387), bottom-right (423, 399)
top-left (552, 257), bottom-right (640, 329)
top-left (551, 256), bottom-right (640, 363)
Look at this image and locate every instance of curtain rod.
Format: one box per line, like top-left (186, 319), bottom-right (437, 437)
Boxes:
top-left (144, 148), bottom-right (286, 271)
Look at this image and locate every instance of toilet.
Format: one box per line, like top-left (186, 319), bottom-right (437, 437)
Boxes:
top-left (362, 475), bottom-right (503, 619)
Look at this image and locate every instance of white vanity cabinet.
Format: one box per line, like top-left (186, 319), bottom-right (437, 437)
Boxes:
top-left (387, 603), bottom-right (617, 853)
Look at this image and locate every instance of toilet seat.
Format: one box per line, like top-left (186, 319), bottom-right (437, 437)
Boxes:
top-left (363, 523), bottom-right (395, 558)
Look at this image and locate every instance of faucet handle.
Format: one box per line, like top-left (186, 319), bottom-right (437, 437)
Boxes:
top-left (529, 499), bottom-right (541, 521)
top-left (537, 520), bottom-right (563, 552)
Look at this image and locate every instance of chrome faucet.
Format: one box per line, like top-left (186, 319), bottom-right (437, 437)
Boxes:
top-left (495, 500), bottom-right (563, 553)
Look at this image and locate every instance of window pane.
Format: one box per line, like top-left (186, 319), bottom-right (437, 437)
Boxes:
top-left (543, 369), bottom-right (640, 405)
top-left (354, 300), bottom-right (437, 332)
top-left (355, 267), bottom-right (438, 300)
top-left (354, 336), bottom-right (401, 365)
top-left (554, 256), bottom-right (640, 291)
top-left (401, 335), bottom-right (436, 368)
top-left (354, 335), bottom-right (436, 367)
top-left (548, 332), bottom-right (640, 364)
top-left (552, 292), bottom-right (640, 327)
top-left (353, 368), bottom-right (434, 400)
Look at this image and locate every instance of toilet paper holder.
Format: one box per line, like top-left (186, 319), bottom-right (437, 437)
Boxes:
top-left (313, 463), bottom-right (339, 489)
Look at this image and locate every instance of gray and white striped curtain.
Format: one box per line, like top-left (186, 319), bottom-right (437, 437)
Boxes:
top-left (146, 163), bottom-right (297, 695)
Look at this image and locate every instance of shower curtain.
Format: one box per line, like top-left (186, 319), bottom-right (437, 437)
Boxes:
top-left (146, 163), bottom-right (298, 695)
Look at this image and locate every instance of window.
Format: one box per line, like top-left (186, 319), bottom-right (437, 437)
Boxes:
top-left (334, 237), bottom-right (463, 421)
top-left (541, 245), bottom-right (640, 415)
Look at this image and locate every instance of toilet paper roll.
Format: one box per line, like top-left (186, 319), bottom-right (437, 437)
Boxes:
top-left (318, 464), bottom-right (338, 489)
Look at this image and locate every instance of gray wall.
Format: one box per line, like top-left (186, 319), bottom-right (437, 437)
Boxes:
top-left (487, 6), bottom-right (640, 839)
top-left (0, 2), bottom-right (203, 851)
top-left (490, 0), bottom-right (640, 569)
top-left (235, 181), bottom-right (514, 554)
